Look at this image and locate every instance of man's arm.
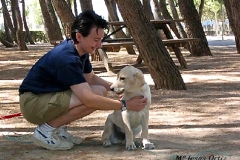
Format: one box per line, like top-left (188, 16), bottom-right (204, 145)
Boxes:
top-left (84, 71), bottom-right (112, 91)
top-left (70, 82), bottom-right (147, 111)
top-left (71, 82), bottom-right (120, 110)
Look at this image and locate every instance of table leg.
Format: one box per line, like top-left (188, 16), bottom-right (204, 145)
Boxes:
top-left (161, 25), bottom-right (187, 68)
top-left (96, 49), bottom-right (117, 74)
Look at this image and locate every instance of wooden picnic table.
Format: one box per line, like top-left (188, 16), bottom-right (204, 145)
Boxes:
top-left (108, 19), bottom-right (184, 26)
top-left (96, 19), bottom-right (199, 72)
top-left (102, 38), bottom-right (199, 47)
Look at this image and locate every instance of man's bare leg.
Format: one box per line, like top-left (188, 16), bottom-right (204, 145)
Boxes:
top-left (48, 85), bottom-right (108, 128)
top-left (31, 85), bottom-right (108, 150)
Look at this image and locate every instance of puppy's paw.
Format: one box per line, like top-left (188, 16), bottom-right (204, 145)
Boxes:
top-left (126, 141), bottom-right (136, 150)
top-left (103, 140), bottom-right (112, 147)
top-left (143, 142), bottom-right (155, 150)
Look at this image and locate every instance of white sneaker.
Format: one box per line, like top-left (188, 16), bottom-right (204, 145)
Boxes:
top-left (58, 125), bottom-right (83, 145)
top-left (32, 126), bottom-right (73, 150)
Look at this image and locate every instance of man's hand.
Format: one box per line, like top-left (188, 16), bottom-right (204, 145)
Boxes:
top-left (125, 96), bottom-right (147, 111)
top-left (119, 94), bottom-right (123, 99)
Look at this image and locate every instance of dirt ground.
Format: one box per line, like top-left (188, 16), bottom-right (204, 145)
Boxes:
top-left (0, 38), bottom-right (239, 160)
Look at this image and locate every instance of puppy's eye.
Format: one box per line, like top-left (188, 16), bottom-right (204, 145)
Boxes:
top-left (120, 77), bottom-right (125, 81)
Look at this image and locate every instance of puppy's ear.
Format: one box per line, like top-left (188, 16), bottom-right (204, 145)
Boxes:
top-left (133, 70), bottom-right (145, 86)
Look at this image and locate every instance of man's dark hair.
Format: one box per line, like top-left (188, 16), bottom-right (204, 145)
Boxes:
top-left (71, 10), bottom-right (108, 44)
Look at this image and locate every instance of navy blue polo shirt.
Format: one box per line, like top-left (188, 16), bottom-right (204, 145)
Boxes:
top-left (19, 39), bottom-right (92, 94)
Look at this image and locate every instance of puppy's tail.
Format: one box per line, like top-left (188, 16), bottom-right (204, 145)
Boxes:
top-left (113, 124), bottom-right (125, 140)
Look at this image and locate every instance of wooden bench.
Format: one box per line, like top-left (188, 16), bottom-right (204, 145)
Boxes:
top-left (101, 38), bottom-right (200, 69)
top-left (103, 38), bottom-right (133, 43)
top-left (102, 38), bottom-right (200, 51)
top-left (102, 41), bottom-right (135, 48)
top-left (163, 38), bottom-right (199, 47)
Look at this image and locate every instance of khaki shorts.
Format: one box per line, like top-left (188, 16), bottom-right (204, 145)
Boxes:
top-left (19, 90), bottom-right (72, 125)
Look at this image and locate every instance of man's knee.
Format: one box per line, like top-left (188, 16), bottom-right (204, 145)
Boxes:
top-left (91, 85), bottom-right (108, 97)
top-left (69, 85), bottom-right (108, 109)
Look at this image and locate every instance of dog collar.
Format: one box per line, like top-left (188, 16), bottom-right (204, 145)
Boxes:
top-left (120, 100), bottom-right (127, 111)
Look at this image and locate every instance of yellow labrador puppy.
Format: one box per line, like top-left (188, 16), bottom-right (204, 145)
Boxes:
top-left (102, 66), bottom-right (155, 150)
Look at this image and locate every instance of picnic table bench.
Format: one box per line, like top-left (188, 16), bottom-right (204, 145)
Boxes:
top-left (108, 19), bottom-right (184, 26)
top-left (102, 38), bottom-right (199, 49)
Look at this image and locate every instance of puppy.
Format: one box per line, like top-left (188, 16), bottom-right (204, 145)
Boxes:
top-left (102, 66), bottom-right (155, 150)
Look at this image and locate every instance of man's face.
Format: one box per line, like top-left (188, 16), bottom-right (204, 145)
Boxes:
top-left (76, 27), bottom-right (104, 55)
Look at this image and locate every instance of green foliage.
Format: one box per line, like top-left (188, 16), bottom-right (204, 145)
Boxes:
top-left (24, 31), bottom-right (48, 43)
top-left (0, 30), bottom-right (48, 43)
top-left (0, 30), bottom-right (5, 38)
top-left (194, 0), bottom-right (226, 20)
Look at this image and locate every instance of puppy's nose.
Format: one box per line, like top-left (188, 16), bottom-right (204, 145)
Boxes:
top-left (110, 86), bottom-right (114, 91)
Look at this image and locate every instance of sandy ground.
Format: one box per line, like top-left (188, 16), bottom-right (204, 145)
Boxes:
top-left (0, 36), bottom-right (239, 160)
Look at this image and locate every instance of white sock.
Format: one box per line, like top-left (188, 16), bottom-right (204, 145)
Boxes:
top-left (38, 123), bottom-right (56, 132)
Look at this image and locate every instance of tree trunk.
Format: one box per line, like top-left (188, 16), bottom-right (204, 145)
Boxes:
top-left (66, 0), bottom-right (71, 6)
top-left (159, 0), bottom-right (181, 39)
top-left (1, 0), bottom-right (17, 42)
top-left (79, 0), bottom-right (93, 11)
top-left (104, 0), bottom-right (136, 55)
top-left (178, 0), bottom-right (212, 56)
top-left (151, 0), bottom-right (168, 41)
top-left (198, 0), bottom-right (205, 20)
top-left (168, 0), bottom-right (188, 39)
top-left (39, 0), bottom-right (63, 43)
top-left (51, 0), bottom-right (75, 38)
top-left (11, 0), bottom-right (28, 51)
top-left (21, 0), bottom-right (35, 44)
top-left (11, 1), bottom-right (18, 33)
top-left (213, 12), bottom-right (218, 35)
top-left (151, 0), bottom-right (164, 20)
top-left (136, 0), bottom-right (154, 64)
top-left (223, 0), bottom-right (236, 36)
top-left (115, 0), bottom-right (186, 90)
top-left (168, 0), bottom-right (190, 51)
top-left (0, 36), bottom-right (15, 47)
top-left (142, 0), bottom-right (155, 20)
top-left (230, 0), bottom-right (240, 54)
top-left (3, 18), bottom-right (13, 43)
top-left (223, 0), bottom-right (240, 54)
